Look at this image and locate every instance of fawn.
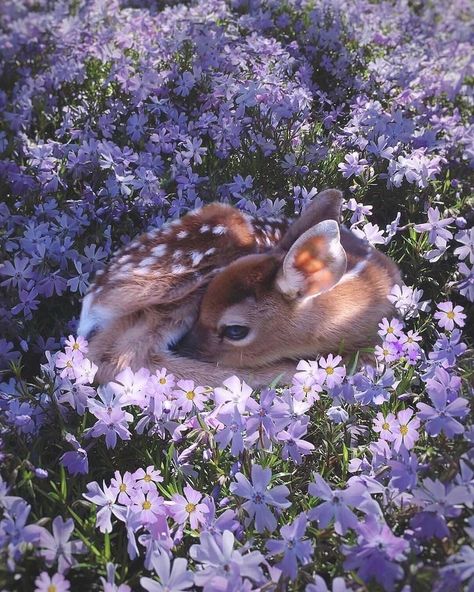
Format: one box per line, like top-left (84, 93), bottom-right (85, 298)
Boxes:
top-left (78, 200), bottom-right (294, 385)
top-left (176, 190), bottom-right (401, 369)
top-left (79, 189), bottom-right (401, 385)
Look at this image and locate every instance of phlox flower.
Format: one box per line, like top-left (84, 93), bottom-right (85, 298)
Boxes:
top-left (141, 551), bottom-right (193, 592)
top-left (399, 330), bottom-right (422, 359)
top-left (110, 471), bottom-right (137, 505)
top-left (100, 563), bottom-right (131, 592)
top-left (154, 368), bottom-right (176, 396)
top-left (213, 376), bottom-right (252, 414)
top-left (131, 489), bottom-right (166, 525)
top-left (266, 512), bottom-right (313, 580)
top-left (378, 318), bottom-right (404, 342)
top-left (200, 497), bottom-right (239, 536)
top-left (293, 359), bottom-right (325, 385)
top-left (55, 349), bottom-right (83, 380)
top-left (414, 206), bottom-right (454, 244)
top-left (392, 408), bottom-right (420, 452)
top-left (374, 341), bottom-right (399, 364)
top-left (133, 466), bottom-right (164, 493)
top-left (0, 499), bottom-right (44, 571)
top-left (387, 283), bottom-right (429, 319)
top-left (352, 222), bottom-right (385, 246)
top-left (454, 228), bottom-right (474, 263)
top-left (190, 530), bottom-right (265, 590)
top-left (425, 366), bottom-right (461, 404)
top-left (166, 485), bottom-right (209, 530)
top-left (338, 151), bottom-right (368, 178)
top-left (373, 412), bottom-right (397, 441)
top-left (230, 464), bottom-right (290, 533)
top-left (277, 420), bottom-right (315, 464)
top-left (110, 367), bottom-right (152, 406)
top-left (89, 405), bottom-right (133, 448)
top-left (342, 515), bottom-right (409, 591)
top-left (308, 473), bottom-right (368, 535)
top-left (353, 366), bottom-right (395, 406)
top-left (214, 406), bottom-right (246, 456)
top-left (290, 374), bottom-right (322, 404)
top-left (173, 379), bottom-right (207, 413)
top-left (440, 545), bottom-right (474, 589)
top-left (83, 481), bottom-right (125, 533)
top-left (60, 433), bottom-right (89, 475)
top-left (417, 388), bottom-right (469, 437)
top-left (306, 575), bottom-right (351, 592)
top-left (245, 388), bottom-right (279, 447)
top-left (428, 329), bottom-right (467, 367)
top-left (389, 450), bottom-right (419, 492)
top-left (37, 516), bottom-right (85, 573)
top-left (411, 478), bottom-right (468, 539)
top-left (138, 516), bottom-right (173, 570)
top-left (34, 572), bottom-right (70, 592)
top-left (318, 354), bottom-right (346, 388)
top-left (434, 301), bottom-right (466, 331)
top-left (64, 334), bottom-right (88, 355)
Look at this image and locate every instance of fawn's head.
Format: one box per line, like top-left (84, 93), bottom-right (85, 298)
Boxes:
top-left (176, 189), bottom-right (376, 367)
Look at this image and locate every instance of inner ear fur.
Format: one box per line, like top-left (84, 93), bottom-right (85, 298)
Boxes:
top-left (279, 188), bottom-right (343, 251)
top-left (276, 219), bottom-right (347, 299)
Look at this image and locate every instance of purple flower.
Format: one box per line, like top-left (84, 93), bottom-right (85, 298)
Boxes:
top-left (417, 390), bottom-right (468, 438)
top-left (38, 516), bottom-right (85, 573)
top-left (276, 420), bottom-right (315, 464)
top-left (131, 488), bottom-right (166, 525)
top-left (0, 256), bottom-right (35, 289)
top-left (83, 481), bottom-right (125, 533)
top-left (266, 512), bottom-right (313, 580)
top-left (215, 406), bottom-right (246, 456)
top-left (141, 552), bottom-right (193, 592)
top-left (213, 376), bottom-right (252, 414)
top-left (373, 412), bottom-right (397, 441)
top-left (230, 464), bottom-right (290, 533)
top-left (342, 515), bottom-right (409, 591)
top-left (60, 433), bottom-right (89, 475)
top-left (414, 206), bottom-right (454, 244)
top-left (190, 530), bottom-right (264, 590)
top-left (308, 473), bottom-right (368, 535)
top-left (338, 152), bottom-right (368, 178)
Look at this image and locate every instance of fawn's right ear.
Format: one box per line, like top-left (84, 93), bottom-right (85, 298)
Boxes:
top-left (279, 188), bottom-right (343, 250)
top-left (276, 219), bottom-right (347, 300)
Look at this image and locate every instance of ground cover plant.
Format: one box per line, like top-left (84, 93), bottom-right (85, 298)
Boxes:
top-left (0, 0), bottom-right (473, 590)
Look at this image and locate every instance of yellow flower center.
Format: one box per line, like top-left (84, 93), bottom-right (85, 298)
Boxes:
top-left (387, 327), bottom-right (394, 333)
top-left (72, 342), bottom-right (80, 350)
top-left (142, 500), bottom-right (151, 510)
top-left (382, 422), bottom-right (390, 431)
top-left (447, 311), bottom-right (455, 319)
top-left (185, 503), bottom-right (196, 513)
top-left (303, 385), bottom-right (311, 393)
top-left (325, 367), bottom-right (334, 375)
top-left (48, 586), bottom-right (57, 592)
top-left (159, 377), bottom-right (167, 384)
top-left (119, 483), bottom-right (127, 492)
top-left (400, 424), bottom-right (408, 436)
top-left (144, 474), bottom-right (152, 482)
top-left (383, 348), bottom-right (389, 355)
top-left (66, 361), bottom-right (72, 368)
top-left (186, 390), bottom-right (195, 400)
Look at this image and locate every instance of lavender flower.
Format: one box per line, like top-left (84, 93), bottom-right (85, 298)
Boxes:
top-left (266, 512), bottom-right (313, 580)
top-left (230, 464), bottom-right (290, 533)
top-left (141, 552), bottom-right (193, 592)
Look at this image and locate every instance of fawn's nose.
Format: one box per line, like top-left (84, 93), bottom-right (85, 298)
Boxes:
top-left (172, 328), bottom-right (203, 358)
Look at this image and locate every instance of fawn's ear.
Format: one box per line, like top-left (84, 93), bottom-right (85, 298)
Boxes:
top-left (276, 219), bottom-right (347, 300)
top-left (279, 188), bottom-right (343, 250)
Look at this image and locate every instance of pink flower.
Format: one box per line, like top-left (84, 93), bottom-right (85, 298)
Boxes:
top-left (434, 301), bottom-right (466, 331)
top-left (318, 354), bottom-right (346, 388)
top-left (173, 379), bottom-right (208, 413)
top-left (133, 466), bottom-right (163, 493)
top-left (213, 376), bottom-right (252, 413)
top-left (34, 572), bottom-right (70, 592)
top-left (378, 318), bottom-right (404, 342)
top-left (131, 488), bottom-right (166, 525)
top-left (392, 408), bottom-right (420, 452)
top-left (373, 412), bottom-right (397, 441)
top-left (110, 471), bottom-right (137, 505)
top-left (166, 485), bottom-right (209, 530)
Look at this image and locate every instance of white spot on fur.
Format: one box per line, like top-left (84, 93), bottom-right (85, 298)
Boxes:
top-left (151, 244), bottom-right (167, 257)
top-left (212, 225), bottom-right (226, 235)
top-left (191, 251), bottom-right (205, 266)
top-left (200, 224), bottom-right (210, 233)
top-left (205, 247), bottom-right (216, 256)
top-left (171, 264), bottom-right (187, 274)
top-left (138, 257), bottom-right (156, 268)
top-left (134, 267), bottom-right (151, 276)
top-left (177, 230), bottom-right (189, 239)
top-left (172, 249), bottom-right (183, 260)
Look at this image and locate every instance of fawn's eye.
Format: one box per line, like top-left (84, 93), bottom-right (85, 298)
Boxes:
top-left (222, 325), bottom-right (250, 341)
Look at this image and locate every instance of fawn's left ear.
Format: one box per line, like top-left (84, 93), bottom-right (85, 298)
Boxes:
top-left (276, 219), bottom-right (347, 300)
